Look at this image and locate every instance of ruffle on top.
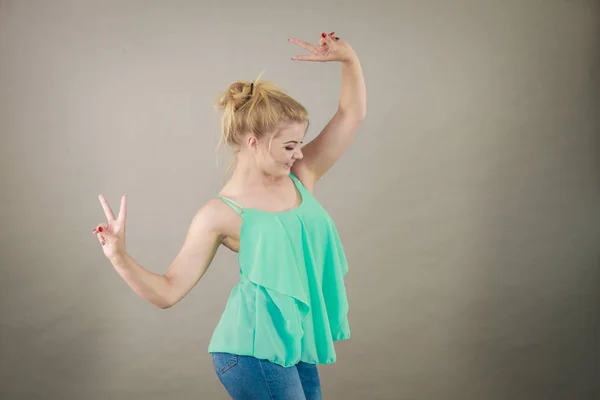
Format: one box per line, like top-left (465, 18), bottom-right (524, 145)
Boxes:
top-left (208, 173), bottom-right (350, 367)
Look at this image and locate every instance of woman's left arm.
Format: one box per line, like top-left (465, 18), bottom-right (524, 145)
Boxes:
top-left (289, 33), bottom-right (367, 184)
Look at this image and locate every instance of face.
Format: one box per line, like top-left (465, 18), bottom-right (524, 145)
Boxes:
top-left (249, 121), bottom-right (307, 176)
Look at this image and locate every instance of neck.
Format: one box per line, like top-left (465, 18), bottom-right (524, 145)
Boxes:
top-left (227, 151), bottom-right (287, 191)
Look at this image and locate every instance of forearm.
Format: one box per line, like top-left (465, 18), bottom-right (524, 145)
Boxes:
top-left (109, 252), bottom-right (172, 309)
top-left (338, 57), bottom-right (367, 119)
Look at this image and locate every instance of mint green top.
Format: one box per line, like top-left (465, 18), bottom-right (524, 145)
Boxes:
top-left (208, 172), bottom-right (350, 367)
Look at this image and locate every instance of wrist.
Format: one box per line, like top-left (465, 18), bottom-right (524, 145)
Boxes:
top-left (109, 251), bottom-right (129, 267)
top-left (342, 56), bottom-right (359, 67)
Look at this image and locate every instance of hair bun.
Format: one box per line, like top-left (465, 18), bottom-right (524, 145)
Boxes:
top-left (215, 81), bottom-right (255, 111)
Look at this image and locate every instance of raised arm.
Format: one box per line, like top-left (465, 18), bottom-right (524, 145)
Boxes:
top-left (289, 32), bottom-right (367, 185)
top-left (94, 196), bottom-right (223, 309)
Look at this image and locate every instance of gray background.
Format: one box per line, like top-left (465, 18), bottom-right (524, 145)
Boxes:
top-left (1, 0), bottom-right (599, 399)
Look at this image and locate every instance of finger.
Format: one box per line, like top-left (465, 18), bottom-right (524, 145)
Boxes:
top-left (324, 34), bottom-right (336, 45)
top-left (288, 38), bottom-right (318, 53)
top-left (319, 32), bottom-right (328, 45)
top-left (98, 194), bottom-right (116, 222)
top-left (291, 54), bottom-right (322, 62)
top-left (92, 223), bottom-right (108, 234)
top-left (96, 229), bottom-right (117, 246)
top-left (328, 32), bottom-right (340, 41)
top-left (117, 194), bottom-right (127, 223)
top-left (96, 232), bottom-right (106, 246)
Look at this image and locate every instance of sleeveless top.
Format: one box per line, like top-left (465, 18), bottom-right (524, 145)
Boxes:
top-left (207, 172), bottom-right (350, 367)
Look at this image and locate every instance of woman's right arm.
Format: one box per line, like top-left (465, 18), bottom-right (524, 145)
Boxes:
top-left (107, 200), bottom-right (224, 309)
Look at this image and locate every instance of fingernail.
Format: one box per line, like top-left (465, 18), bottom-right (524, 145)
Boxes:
top-left (321, 33), bottom-right (326, 38)
top-left (330, 32), bottom-right (335, 35)
top-left (98, 227), bottom-right (103, 232)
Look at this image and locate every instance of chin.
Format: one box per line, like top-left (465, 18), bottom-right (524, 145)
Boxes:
top-left (268, 163), bottom-right (292, 176)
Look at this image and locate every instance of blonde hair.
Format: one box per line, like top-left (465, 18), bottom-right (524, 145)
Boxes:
top-left (214, 71), bottom-right (309, 174)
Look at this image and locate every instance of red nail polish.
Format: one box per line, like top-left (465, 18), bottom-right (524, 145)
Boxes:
top-left (98, 227), bottom-right (103, 232)
top-left (330, 32), bottom-right (335, 35)
top-left (321, 33), bottom-right (326, 38)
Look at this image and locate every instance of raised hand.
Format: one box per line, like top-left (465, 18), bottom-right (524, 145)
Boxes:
top-left (93, 194), bottom-right (127, 261)
top-left (289, 31), bottom-right (357, 63)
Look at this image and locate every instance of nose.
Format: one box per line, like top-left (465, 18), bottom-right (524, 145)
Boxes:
top-left (294, 148), bottom-right (304, 160)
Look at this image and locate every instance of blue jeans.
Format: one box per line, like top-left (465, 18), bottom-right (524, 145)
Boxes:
top-left (211, 352), bottom-right (322, 399)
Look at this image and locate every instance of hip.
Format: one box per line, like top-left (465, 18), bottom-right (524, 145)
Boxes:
top-left (211, 352), bottom-right (322, 400)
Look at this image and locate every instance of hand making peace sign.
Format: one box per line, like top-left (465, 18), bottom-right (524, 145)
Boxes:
top-left (93, 194), bottom-right (128, 261)
top-left (288, 31), bottom-right (357, 63)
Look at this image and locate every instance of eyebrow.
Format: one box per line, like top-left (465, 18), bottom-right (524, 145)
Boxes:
top-left (284, 140), bottom-right (302, 144)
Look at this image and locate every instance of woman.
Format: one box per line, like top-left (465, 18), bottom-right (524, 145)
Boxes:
top-left (93, 32), bottom-right (366, 399)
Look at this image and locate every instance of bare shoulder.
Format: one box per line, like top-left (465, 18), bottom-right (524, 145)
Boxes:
top-left (192, 198), bottom-right (237, 235)
top-left (192, 197), bottom-right (243, 249)
top-left (291, 164), bottom-right (316, 194)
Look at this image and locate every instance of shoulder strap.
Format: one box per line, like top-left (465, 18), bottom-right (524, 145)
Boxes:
top-left (289, 172), bottom-right (305, 191)
top-left (289, 172), bottom-right (300, 186)
top-left (217, 195), bottom-right (244, 216)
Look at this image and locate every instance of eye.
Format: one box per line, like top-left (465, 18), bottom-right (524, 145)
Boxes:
top-left (285, 147), bottom-right (294, 151)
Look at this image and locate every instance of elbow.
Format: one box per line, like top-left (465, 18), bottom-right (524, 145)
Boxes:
top-left (157, 292), bottom-right (176, 309)
top-left (157, 299), bottom-right (174, 309)
top-left (156, 276), bottom-right (174, 309)
top-left (157, 298), bottom-right (169, 309)
top-left (155, 292), bottom-right (174, 309)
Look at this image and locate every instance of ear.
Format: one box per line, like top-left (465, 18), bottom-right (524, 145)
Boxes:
top-left (246, 135), bottom-right (259, 151)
